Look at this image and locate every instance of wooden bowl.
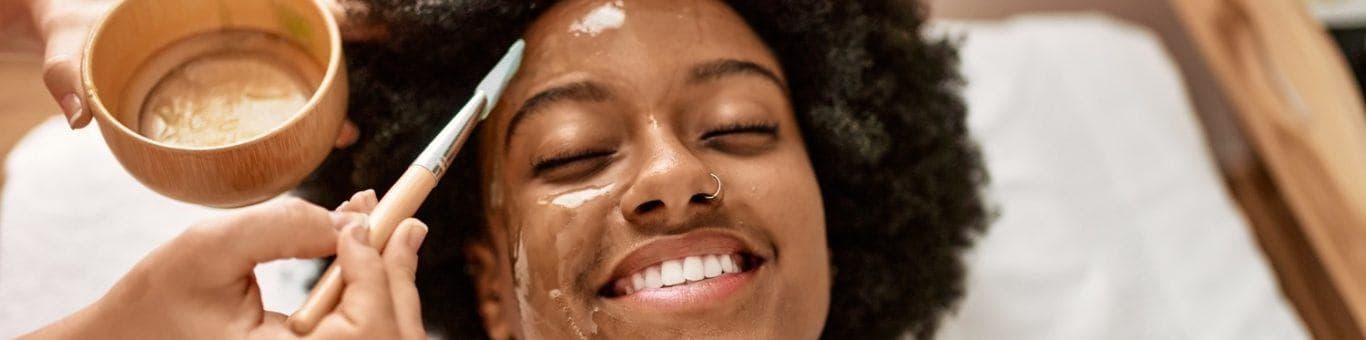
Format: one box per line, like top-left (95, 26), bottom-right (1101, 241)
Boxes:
top-left (82, 0), bottom-right (347, 208)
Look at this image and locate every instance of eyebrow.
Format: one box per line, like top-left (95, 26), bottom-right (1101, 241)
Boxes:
top-left (688, 59), bottom-right (787, 91)
top-left (504, 80), bottom-right (614, 146)
top-left (502, 59), bottom-right (786, 146)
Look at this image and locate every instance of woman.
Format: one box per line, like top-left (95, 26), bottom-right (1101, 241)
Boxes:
top-left (301, 0), bottom-right (989, 338)
top-left (21, 0), bottom-right (987, 338)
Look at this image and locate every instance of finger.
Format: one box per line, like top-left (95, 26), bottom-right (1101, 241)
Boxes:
top-left (384, 218), bottom-right (428, 339)
top-left (335, 189), bottom-right (376, 214)
top-left (176, 198), bottom-right (362, 283)
top-left (335, 224), bottom-right (398, 329)
top-left (334, 119), bottom-right (359, 148)
top-left (351, 189), bottom-right (378, 212)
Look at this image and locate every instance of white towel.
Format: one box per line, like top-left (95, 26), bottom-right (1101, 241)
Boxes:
top-left (933, 14), bottom-right (1308, 339)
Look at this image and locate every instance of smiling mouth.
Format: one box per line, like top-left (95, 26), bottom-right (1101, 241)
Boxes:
top-left (601, 252), bottom-right (762, 297)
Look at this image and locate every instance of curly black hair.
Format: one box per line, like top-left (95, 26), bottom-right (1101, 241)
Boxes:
top-left (295, 0), bottom-right (989, 338)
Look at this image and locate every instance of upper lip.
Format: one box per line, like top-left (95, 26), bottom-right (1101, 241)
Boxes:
top-left (596, 229), bottom-right (762, 295)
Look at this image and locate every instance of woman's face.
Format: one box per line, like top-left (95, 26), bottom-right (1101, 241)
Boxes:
top-left (472, 0), bottom-right (830, 338)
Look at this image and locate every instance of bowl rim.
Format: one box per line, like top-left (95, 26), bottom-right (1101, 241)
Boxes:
top-left (80, 0), bottom-right (345, 153)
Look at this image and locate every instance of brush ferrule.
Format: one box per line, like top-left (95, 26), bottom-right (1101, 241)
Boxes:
top-left (413, 91), bottom-right (488, 178)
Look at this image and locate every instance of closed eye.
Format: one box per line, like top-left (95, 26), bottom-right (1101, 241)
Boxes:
top-left (532, 149), bottom-right (616, 175)
top-left (702, 121), bottom-right (779, 154)
top-left (701, 122), bottom-right (778, 140)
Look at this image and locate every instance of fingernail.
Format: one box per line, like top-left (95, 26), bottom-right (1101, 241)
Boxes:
top-left (352, 188), bottom-right (376, 203)
top-left (350, 224), bottom-right (371, 246)
top-left (61, 94), bottom-right (83, 129)
top-left (407, 221), bottom-right (429, 249)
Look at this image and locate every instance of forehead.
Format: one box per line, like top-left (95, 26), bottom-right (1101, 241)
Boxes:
top-left (511, 0), bottom-right (780, 95)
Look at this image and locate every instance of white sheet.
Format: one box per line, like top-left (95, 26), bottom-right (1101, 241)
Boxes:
top-left (932, 14), bottom-right (1308, 339)
top-left (0, 118), bottom-right (316, 336)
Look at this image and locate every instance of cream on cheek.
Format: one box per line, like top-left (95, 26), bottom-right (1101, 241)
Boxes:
top-left (540, 183), bottom-right (616, 209)
top-left (508, 201), bottom-right (557, 339)
top-left (490, 166), bottom-right (548, 340)
top-left (511, 233), bottom-right (537, 339)
top-left (508, 181), bottom-right (619, 339)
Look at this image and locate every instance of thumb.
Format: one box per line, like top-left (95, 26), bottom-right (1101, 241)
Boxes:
top-left (383, 218), bottom-right (428, 339)
top-left (32, 0), bottom-right (104, 129)
top-left (334, 224), bottom-right (398, 329)
top-left (34, 2), bottom-right (108, 129)
top-left (42, 32), bottom-right (89, 129)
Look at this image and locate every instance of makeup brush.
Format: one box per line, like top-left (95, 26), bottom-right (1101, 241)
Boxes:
top-left (287, 39), bottom-right (525, 333)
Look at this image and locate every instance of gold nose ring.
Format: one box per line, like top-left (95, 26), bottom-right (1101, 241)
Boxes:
top-left (704, 173), bottom-right (723, 200)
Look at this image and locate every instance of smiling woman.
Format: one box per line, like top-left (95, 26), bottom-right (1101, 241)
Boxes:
top-left (297, 0), bottom-right (989, 339)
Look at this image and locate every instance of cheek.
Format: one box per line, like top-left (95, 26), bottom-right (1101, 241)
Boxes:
top-left (505, 220), bottom-right (565, 338)
top-left (512, 184), bottom-right (618, 291)
top-left (729, 149), bottom-right (827, 248)
top-left (725, 147), bottom-right (831, 312)
top-left (503, 186), bottom-right (619, 338)
top-left (502, 200), bottom-right (571, 338)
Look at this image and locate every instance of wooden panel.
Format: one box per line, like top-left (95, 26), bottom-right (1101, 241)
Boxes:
top-left (1170, 0), bottom-right (1366, 338)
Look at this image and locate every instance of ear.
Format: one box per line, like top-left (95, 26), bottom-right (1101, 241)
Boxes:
top-left (467, 241), bottom-right (515, 340)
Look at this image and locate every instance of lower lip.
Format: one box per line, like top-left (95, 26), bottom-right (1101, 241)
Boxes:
top-left (612, 267), bottom-right (758, 311)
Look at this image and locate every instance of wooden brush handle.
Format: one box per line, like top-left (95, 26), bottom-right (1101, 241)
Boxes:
top-left (287, 165), bottom-right (437, 333)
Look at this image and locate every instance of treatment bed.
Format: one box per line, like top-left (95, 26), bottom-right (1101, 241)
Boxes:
top-left (1, 0), bottom-right (1362, 337)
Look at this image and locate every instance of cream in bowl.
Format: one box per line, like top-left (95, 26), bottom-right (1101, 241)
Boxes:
top-left (129, 30), bottom-right (323, 148)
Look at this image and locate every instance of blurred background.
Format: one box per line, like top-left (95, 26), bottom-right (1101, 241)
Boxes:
top-left (929, 0), bottom-right (1366, 339)
top-left (4, 0), bottom-right (1366, 338)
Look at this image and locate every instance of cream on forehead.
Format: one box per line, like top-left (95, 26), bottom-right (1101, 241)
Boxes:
top-left (568, 0), bottom-right (625, 37)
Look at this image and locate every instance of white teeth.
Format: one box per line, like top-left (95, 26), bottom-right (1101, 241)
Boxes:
top-left (632, 273), bottom-right (646, 292)
top-left (703, 255), bottom-right (722, 278)
top-left (682, 256), bottom-right (705, 281)
top-left (615, 253), bottom-right (749, 296)
top-left (645, 266), bottom-right (663, 289)
top-left (660, 259), bottom-right (685, 286)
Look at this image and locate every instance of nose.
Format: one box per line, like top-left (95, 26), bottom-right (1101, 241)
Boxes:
top-left (619, 139), bottom-right (720, 230)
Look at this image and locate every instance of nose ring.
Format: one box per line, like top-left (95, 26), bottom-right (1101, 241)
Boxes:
top-left (704, 173), bottom-right (723, 200)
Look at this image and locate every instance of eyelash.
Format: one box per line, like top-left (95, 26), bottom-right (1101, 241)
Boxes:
top-left (531, 149), bottom-right (616, 174)
top-left (701, 121), bottom-right (779, 140)
top-left (529, 122), bottom-right (777, 175)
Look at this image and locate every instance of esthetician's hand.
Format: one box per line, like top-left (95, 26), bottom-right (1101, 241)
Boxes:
top-left (22, 194), bottom-right (430, 339)
top-left (14, 0), bottom-right (383, 146)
